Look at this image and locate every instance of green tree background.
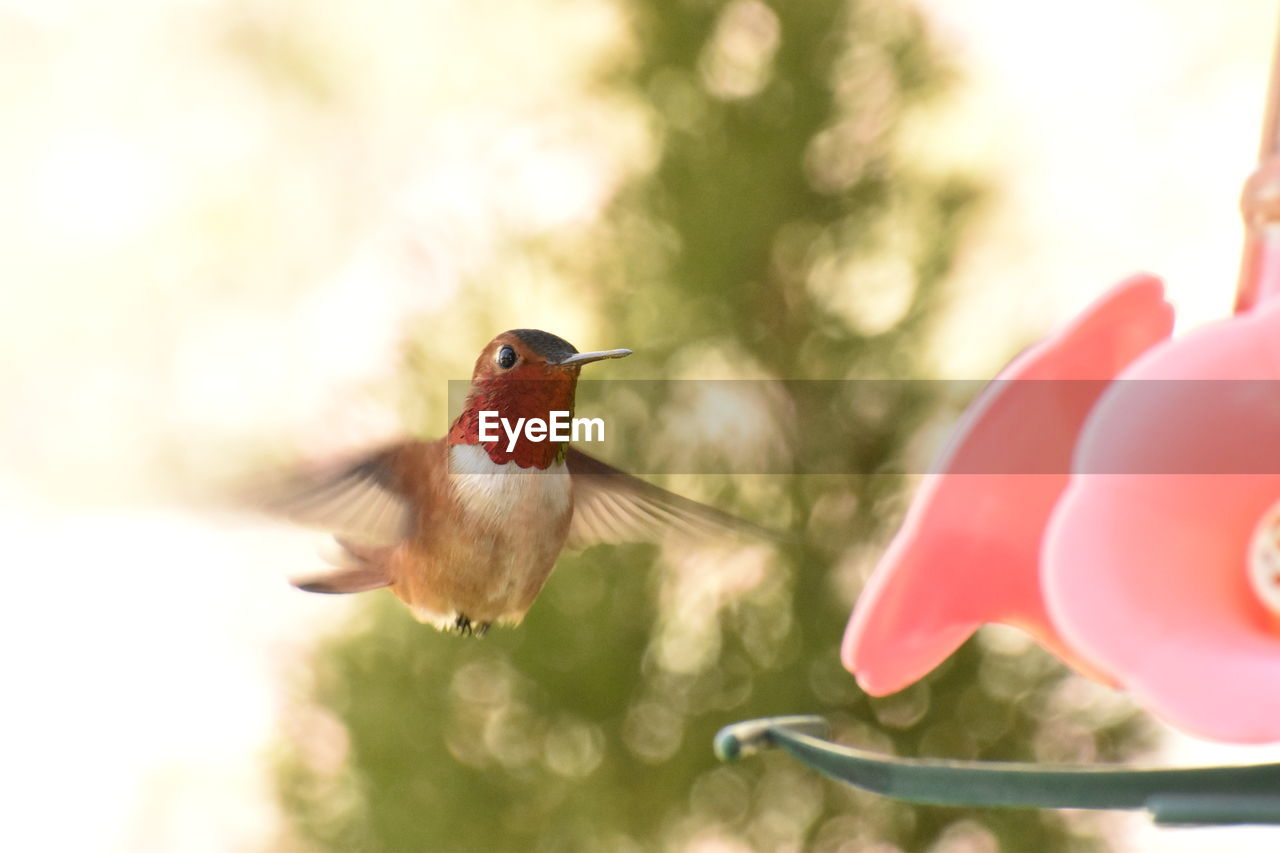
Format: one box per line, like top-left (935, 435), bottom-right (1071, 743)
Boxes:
top-left (271, 1), bottom-right (1150, 850)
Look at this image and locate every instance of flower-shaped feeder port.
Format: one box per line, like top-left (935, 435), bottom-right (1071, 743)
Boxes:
top-left (716, 13), bottom-right (1280, 824)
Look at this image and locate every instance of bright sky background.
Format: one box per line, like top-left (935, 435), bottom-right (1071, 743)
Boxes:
top-left (919, 0), bottom-right (1279, 374)
top-left (5, 1), bottom-right (1280, 851)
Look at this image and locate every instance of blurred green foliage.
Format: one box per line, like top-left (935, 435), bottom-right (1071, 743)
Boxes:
top-left (272, 1), bottom-right (1151, 851)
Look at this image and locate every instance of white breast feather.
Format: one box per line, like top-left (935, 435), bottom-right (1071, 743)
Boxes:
top-left (448, 444), bottom-right (571, 523)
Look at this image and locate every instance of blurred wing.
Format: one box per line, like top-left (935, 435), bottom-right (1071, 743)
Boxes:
top-left (249, 444), bottom-right (414, 545)
top-left (565, 447), bottom-right (776, 549)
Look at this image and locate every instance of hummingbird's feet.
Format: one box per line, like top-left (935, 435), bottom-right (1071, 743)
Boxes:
top-left (452, 613), bottom-right (490, 637)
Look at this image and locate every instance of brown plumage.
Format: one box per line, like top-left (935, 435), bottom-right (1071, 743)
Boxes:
top-left (259, 329), bottom-right (765, 634)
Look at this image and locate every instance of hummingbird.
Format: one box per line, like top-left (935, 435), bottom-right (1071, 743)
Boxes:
top-left (261, 329), bottom-right (762, 635)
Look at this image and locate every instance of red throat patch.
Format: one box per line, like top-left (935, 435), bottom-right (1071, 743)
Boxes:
top-left (448, 373), bottom-right (577, 468)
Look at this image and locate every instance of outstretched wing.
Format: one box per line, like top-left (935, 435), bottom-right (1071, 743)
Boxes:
top-left (249, 443), bottom-right (417, 546)
top-left (565, 447), bottom-right (776, 549)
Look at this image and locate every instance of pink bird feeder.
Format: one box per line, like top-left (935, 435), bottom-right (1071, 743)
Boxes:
top-left (718, 13), bottom-right (1280, 826)
top-left (840, 18), bottom-right (1280, 746)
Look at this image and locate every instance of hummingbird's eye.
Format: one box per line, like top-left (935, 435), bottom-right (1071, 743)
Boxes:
top-left (496, 345), bottom-right (517, 370)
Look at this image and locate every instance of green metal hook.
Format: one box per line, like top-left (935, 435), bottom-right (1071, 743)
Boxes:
top-left (714, 716), bottom-right (1280, 826)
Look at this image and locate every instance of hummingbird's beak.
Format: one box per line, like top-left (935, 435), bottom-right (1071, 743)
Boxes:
top-left (553, 348), bottom-right (632, 368)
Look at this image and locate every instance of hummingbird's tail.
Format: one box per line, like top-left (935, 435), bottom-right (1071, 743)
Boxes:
top-left (289, 537), bottom-right (393, 594)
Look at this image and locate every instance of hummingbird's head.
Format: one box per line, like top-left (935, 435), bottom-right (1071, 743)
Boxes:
top-left (470, 329), bottom-right (631, 385)
top-left (450, 330), bottom-right (631, 466)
